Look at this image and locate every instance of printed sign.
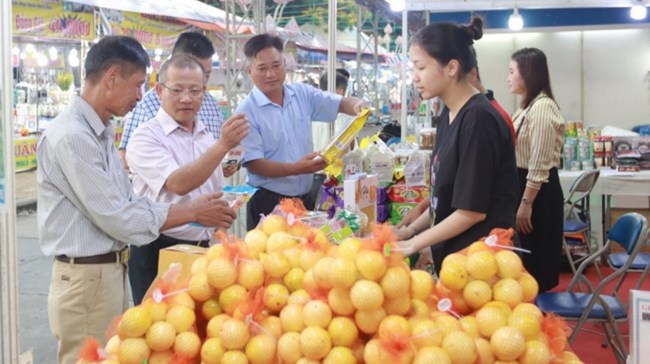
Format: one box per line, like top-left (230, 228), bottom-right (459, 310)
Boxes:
top-left (106, 10), bottom-right (190, 50)
top-left (12, 0), bottom-right (95, 40)
top-left (14, 136), bottom-right (37, 172)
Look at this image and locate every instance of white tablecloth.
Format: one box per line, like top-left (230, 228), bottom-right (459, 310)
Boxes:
top-left (559, 169), bottom-right (650, 197)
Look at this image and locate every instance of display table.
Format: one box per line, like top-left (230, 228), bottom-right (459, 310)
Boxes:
top-left (559, 169), bottom-right (650, 247)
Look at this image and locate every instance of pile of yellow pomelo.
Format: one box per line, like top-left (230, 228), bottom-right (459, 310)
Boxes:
top-left (79, 210), bottom-right (583, 364)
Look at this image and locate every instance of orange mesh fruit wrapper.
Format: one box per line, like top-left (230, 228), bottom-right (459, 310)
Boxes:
top-left (364, 223), bottom-right (406, 267)
top-left (542, 313), bottom-right (572, 359)
top-left (77, 337), bottom-right (105, 363)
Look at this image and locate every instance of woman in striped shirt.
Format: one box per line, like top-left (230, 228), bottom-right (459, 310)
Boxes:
top-left (508, 47), bottom-right (565, 292)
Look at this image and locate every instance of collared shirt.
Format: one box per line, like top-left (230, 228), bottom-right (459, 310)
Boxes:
top-left (126, 108), bottom-right (224, 241)
top-left (37, 96), bottom-right (170, 257)
top-left (237, 83), bottom-right (342, 196)
top-left (119, 88), bottom-right (225, 150)
top-left (512, 92), bottom-right (565, 190)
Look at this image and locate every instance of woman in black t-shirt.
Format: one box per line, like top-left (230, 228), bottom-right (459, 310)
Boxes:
top-left (396, 17), bottom-right (518, 274)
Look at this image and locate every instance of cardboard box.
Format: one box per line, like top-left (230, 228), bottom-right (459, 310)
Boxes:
top-left (158, 244), bottom-right (207, 282)
top-left (344, 173), bottom-right (378, 222)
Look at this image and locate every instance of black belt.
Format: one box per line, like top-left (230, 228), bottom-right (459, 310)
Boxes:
top-left (257, 187), bottom-right (308, 201)
top-left (157, 234), bottom-right (210, 248)
top-left (55, 248), bottom-right (129, 265)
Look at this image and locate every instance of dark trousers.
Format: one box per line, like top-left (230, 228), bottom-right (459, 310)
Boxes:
top-left (246, 188), bottom-right (309, 231)
top-left (128, 234), bottom-right (209, 305)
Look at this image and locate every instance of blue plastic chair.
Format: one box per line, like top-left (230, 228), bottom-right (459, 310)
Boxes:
top-left (562, 170), bottom-right (600, 273)
top-left (536, 212), bottom-right (648, 364)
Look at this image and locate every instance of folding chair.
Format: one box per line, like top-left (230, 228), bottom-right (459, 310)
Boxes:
top-left (563, 169), bottom-right (600, 273)
top-left (535, 212), bottom-right (649, 364)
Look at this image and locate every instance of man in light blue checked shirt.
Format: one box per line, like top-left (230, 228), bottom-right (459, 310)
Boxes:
top-left (119, 32), bottom-right (238, 177)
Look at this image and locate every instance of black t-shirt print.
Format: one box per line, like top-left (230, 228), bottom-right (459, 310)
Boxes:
top-left (429, 93), bottom-right (518, 256)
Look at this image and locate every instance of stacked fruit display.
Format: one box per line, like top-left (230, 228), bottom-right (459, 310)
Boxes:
top-left (78, 207), bottom-right (583, 364)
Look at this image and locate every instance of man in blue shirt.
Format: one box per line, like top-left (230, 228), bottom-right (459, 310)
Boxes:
top-left (119, 32), bottom-right (237, 176)
top-left (237, 34), bottom-right (366, 230)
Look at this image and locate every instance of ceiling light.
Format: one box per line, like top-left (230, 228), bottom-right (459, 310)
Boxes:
top-left (631, 0), bottom-right (647, 20)
top-left (508, 7), bottom-right (524, 31)
top-left (388, 0), bottom-right (405, 12)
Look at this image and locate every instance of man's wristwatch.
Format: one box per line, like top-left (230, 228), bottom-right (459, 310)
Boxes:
top-left (522, 197), bottom-right (533, 206)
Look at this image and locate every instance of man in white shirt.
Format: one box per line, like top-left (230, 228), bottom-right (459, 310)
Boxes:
top-left (126, 54), bottom-right (248, 304)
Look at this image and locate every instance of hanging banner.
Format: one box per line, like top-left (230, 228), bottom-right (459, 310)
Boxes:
top-left (14, 136), bottom-right (37, 172)
top-left (12, 0), bottom-right (95, 40)
top-left (106, 10), bottom-right (191, 50)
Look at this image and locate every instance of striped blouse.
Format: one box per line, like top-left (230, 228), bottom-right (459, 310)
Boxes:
top-left (37, 96), bottom-right (170, 257)
top-left (512, 92), bottom-right (565, 190)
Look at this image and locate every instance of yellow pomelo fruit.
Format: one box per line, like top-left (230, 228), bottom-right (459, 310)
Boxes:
top-left (206, 243), bottom-right (226, 260)
top-left (244, 229), bottom-right (268, 258)
top-left (383, 294), bottom-right (411, 316)
top-left (466, 250), bottom-right (498, 280)
top-left (475, 306), bottom-right (507, 338)
top-left (260, 315), bottom-right (283, 339)
top-left (330, 257), bottom-right (358, 289)
top-left (312, 256), bottom-right (336, 289)
top-left (263, 283), bottom-right (289, 313)
top-left (289, 221), bottom-right (310, 238)
top-left (378, 315), bottom-right (410, 339)
top-left (280, 303), bottom-right (305, 332)
top-left (411, 319), bottom-right (443, 349)
top-left (493, 278), bottom-right (524, 308)
top-left (105, 334), bottom-right (120, 358)
top-left (484, 300), bottom-right (513, 319)
top-left (337, 237), bottom-right (362, 261)
top-left (324, 346), bottom-right (356, 364)
top-left (263, 251), bottom-right (291, 278)
top-left (148, 350), bottom-right (173, 364)
top-left (278, 332), bottom-right (302, 364)
top-left (260, 214), bottom-right (288, 235)
top-left (494, 251), bottom-right (523, 279)
top-left (266, 231), bottom-right (298, 253)
top-left (207, 257), bottom-right (237, 290)
top-left (467, 241), bottom-right (491, 255)
top-left (188, 271), bottom-right (215, 302)
top-left (414, 347), bottom-right (451, 364)
top-left (206, 314), bottom-right (229, 338)
top-left (520, 340), bottom-right (551, 364)
top-left (142, 298), bottom-right (168, 323)
top-left (512, 302), bottom-right (543, 322)
top-left (459, 316), bottom-right (480, 339)
top-left (201, 337), bottom-right (225, 364)
top-left (218, 284), bottom-right (246, 315)
top-left (167, 291), bottom-right (195, 310)
top-left (174, 331), bottom-right (201, 359)
top-left (474, 337), bottom-right (496, 364)
top-left (518, 272), bottom-right (539, 302)
top-left (490, 326), bottom-right (526, 361)
top-left (119, 306), bottom-right (152, 338)
top-left (463, 279), bottom-right (493, 309)
top-left (238, 259), bottom-right (265, 290)
top-left (328, 317), bottom-right (359, 347)
top-left (283, 246), bottom-right (302, 268)
top-left (410, 299), bottom-right (430, 317)
top-left (441, 253), bottom-right (467, 269)
top-left (435, 314), bottom-right (463, 337)
top-left (165, 305), bottom-right (195, 333)
top-left (442, 331), bottom-right (477, 364)
top-left (283, 267), bottom-right (305, 292)
top-left (300, 326), bottom-right (331, 360)
top-left (363, 339), bottom-right (381, 364)
top-left (221, 350), bottom-right (249, 364)
top-left (354, 308), bottom-right (386, 334)
top-left (246, 334), bottom-right (277, 364)
top-left (350, 279), bottom-right (384, 311)
top-left (219, 318), bottom-right (250, 350)
top-left (190, 256), bottom-right (208, 275)
top-left (328, 287), bottom-right (355, 316)
top-left (410, 270), bottom-right (434, 300)
top-left (302, 299), bottom-right (332, 328)
top-left (145, 321), bottom-right (176, 352)
top-left (118, 338), bottom-right (150, 364)
top-left (508, 312), bottom-right (541, 341)
top-left (380, 266), bottom-right (411, 299)
top-left (301, 269), bottom-right (318, 294)
top-left (439, 260), bottom-right (469, 291)
top-left (201, 298), bottom-right (222, 320)
top-left (356, 251), bottom-right (387, 281)
top-left (288, 289), bottom-right (311, 305)
top-left (300, 248), bottom-right (325, 271)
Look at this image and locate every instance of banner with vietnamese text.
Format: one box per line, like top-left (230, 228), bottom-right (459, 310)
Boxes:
top-left (12, 0), bottom-right (95, 41)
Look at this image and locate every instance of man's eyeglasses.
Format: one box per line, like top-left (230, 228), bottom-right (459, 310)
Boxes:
top-left (161, 84), bottom-right (205, 98)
